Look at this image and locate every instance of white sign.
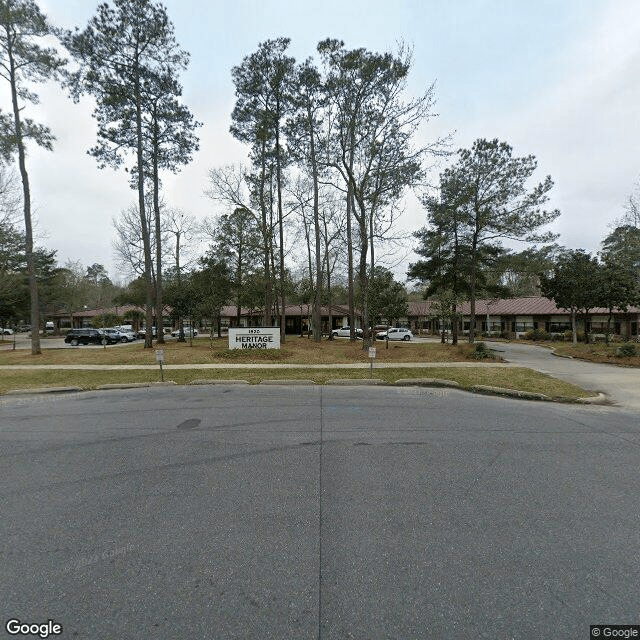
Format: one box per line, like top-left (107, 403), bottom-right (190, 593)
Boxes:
top-left (229, 327), bottom-right (281, 350)
top-left (155, 349), bottom-right (164, 363)
top-left (369, 347), bottom-right (377, 358)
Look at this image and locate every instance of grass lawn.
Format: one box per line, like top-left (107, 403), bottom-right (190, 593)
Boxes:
top-left (0, 335), bottom-right (492, 366)
top-left (550, 342), bottom-right (640, 367)
top-left (0, 366), bottom-right (594, 401)
top-left (0, 336), bottom-right (599, 399)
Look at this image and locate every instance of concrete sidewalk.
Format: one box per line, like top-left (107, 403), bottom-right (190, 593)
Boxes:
top-left (0, 362), bottom-right (518, 370)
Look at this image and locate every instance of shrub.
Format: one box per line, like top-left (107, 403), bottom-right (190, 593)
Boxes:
top-left (617, 343), bottom-right (638, 357)
top-left (472, 341), bottom-right (492, 360)
top-left (524, 329), bottom-right (550, 341)
top-left (92, 313), bottom-right (123, 328)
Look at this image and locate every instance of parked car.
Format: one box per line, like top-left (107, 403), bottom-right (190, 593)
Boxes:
top-left (331, 326), bottom-right (363, 339)
top-left (1, 327), bottom-right (13, 335)
top-left (137, 326), bottom-right (158, 338)
top-left (377, 327), bottom-right (413, 341)
top-left (101, 327), bottom-right (136, 343)
top-left (64, 328), bottom-right (112, 346)
top-left (171, 326), bottom-right (198, 337)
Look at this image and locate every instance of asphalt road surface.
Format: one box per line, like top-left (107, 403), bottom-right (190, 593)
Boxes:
top-left (1, 385), bottom-right (638, 639)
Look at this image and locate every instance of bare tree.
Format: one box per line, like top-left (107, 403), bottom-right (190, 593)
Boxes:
top-left (207, 164), bottom-right (278, 325)
top-left (113, 201), bottom-right (159, 281)
top-left (319, 39), bottom-right (447, 346)
top-left (165, 207), bottom-right (198, 280)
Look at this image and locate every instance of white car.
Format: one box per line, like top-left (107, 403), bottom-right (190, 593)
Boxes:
top-left (377, 327), bottom-right (413, 341)
top-left (331, 326), bottom-right (363, 339)
top-left (171, 326), bottom-right (198, 337)
top-left (1, 327), bottom-right (13, 335)
top-left (102, 327), bottom-right (136, 343)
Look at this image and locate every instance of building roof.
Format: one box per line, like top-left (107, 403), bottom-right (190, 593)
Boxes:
top-left (49, 304), bottom-right (171, 318)
top-left (232, 303), bottom-right (352, 318)
top-left (408, 297), bottom-right (640, 317)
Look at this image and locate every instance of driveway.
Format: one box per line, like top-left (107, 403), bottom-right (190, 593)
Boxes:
top-left (491, 341), bottom-right (640, 410)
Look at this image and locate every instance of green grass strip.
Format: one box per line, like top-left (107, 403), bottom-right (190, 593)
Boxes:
top-left (0, 366), bottom-right (595, 400)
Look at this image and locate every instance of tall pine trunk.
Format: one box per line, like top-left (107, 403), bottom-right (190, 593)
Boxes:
top-left (275, 106), bottom-right (286, 342)
top-left (152, 118), bottom-right (164, 344)
top-left (259, 141), bottom-right (271, 327)
top-left (308, 103), bottom-right (322, 342)
top-left (134, 64), bottom-right (154, 349)
top-left (8, 38), bottom-right (40, 354)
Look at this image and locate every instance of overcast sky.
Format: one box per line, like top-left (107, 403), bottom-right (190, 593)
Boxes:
top-left (14, 0), bottom-right (640, 283)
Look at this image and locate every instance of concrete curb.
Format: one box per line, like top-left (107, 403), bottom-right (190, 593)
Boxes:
top-left (259, 379), bottom-right (316, 385)
top-left (96, 382), bottom-right (176, 390)
top-left (470, 384), bottom-right (551, 401)
top-left (190, 379), bottom-right (249, 385)
top-left (550, 349), bottom-right (573, 359)
top-left (574, 392), bottom-right (609, 404)
top-left (395, 378), bottom-right (461, 388)
top-left (3, 386), bottom-right (83, 395)
top-left (326, 378), bottom-right (388, 386)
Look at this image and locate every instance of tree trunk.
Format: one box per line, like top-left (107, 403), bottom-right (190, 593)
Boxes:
top-left (583, 312), bottom-right (590, 344)
top-left (308, 102), bottom-right (322, 343)
top-left (259, 141), bottom-right (271, 327)
top-left (452, 302), bottom-right (458, 346)
top-left (275, 107), bottom-right (286, 342)
top-left (236, 240), bottom-right (242, 327)
top-left (134, 63), bottom-right (154, 349)
top-left (469, 237), bottom-right (477, 344)
top-left (355, 198), bottom-right (370, 348)
top-left (571, 309), bottom-right (577, 345)
top-left (325, 220), bottom-right (333, 340)
top-left (8, 38), bottom-right (40, 354)
top-left (346, 190), bottom-right (355, 341)
top-left (152, 117), bottom-right (164, 344)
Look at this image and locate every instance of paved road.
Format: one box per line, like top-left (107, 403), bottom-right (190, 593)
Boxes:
top-left (490, 341), bottom-right (640, 410)
top-left (1, 385), bottom-right (638, 639)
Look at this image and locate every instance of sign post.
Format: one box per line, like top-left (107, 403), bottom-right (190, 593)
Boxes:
top-left (155, 349), bottom-right (165, 382)
top-left (368, 346), bottom-right (376, 378)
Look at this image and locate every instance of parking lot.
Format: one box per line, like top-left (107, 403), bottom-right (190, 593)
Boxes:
top-left (0, 333), bottom-right (146, 350)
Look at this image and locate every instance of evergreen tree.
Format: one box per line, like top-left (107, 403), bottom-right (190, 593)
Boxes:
top-left (0, 0), bottom-right (66, 353)
top-left (66, 0), bottom-right (189, 348)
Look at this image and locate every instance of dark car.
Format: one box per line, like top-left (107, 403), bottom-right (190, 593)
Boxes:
top-left (64, 328), bottom-right (112, 346)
